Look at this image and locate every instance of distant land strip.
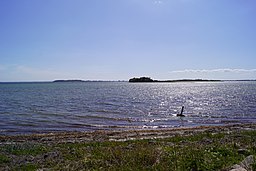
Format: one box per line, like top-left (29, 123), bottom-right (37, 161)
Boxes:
top-left (53, 79), bottom-right (86, 83)
top-left (0, 79), bottom-right (255, 84)
top-left (129, 77), bottom-right (222, 83)
top-left (52, 80), bottom-right (121, 83)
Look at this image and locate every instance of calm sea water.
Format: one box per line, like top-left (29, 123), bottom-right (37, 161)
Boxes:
top-left (0, 81), bottom-right (256, 135)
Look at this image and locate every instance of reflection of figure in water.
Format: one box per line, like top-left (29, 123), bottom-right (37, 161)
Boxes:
top-left (177, 106), bottom-right (185, 117)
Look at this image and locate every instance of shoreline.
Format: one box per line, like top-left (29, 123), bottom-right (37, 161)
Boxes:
top-left (1, 123), bottom-right (256, 170)
top-left (1, 123), bottom-right (256, 144)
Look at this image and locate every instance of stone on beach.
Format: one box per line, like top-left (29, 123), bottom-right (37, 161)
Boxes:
top-left (230, 155), bottom-right (255, 171)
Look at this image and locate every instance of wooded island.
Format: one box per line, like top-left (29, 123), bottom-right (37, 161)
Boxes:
top-left (129, 77), bottom-right (221, 83)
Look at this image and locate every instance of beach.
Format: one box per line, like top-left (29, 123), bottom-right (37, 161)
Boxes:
top-left (1, 123), bottom-right (256, 144)
top-left (0, 123), bottom-right (256, 170)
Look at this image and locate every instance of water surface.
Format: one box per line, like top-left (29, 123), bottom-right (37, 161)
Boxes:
top-left (0, 81), bottom-right (255, 135)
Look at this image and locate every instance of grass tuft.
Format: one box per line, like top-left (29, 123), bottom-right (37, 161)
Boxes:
top-left (2, 143), bottom-right (47, 156)
top-left (0, 153), bottom-right (10, 164)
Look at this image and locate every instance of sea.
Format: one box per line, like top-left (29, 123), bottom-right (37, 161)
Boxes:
top-left (0, 81), bottom-right (256, 135)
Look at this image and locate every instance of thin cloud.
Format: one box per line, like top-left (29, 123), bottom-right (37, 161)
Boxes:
top-left (14, 65), bottom-right (72, 80)
top-left (154, 0), bottom-right (163, 4)
top-left (168, 68), bottom-right (256, 80)
top-left (16, 66), bottom-right (56, 76)
top-left (0, 65), bottom-right (74, 81)
top-left (170, 69), bottom-right (256, 74)
top-left (0, 65), bottom-right (6, 71)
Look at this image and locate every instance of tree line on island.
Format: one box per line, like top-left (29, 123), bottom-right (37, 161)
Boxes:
top-left (129, 77), bottom-right (221, 83)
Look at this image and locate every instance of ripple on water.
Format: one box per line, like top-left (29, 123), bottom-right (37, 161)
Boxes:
top-left (0, 81), bottom-right (256, 135)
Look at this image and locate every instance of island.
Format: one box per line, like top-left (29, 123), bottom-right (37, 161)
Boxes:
top-left (129, 77), bottom-right (221, 83)
top-left (129, 77), bottom-right (154, 82)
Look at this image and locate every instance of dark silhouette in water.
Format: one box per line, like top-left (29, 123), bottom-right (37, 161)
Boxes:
top-left (177, 106), bottom-right (185, 117)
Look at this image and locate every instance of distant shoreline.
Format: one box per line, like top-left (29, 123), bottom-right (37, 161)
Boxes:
top-left (0, 80), bottom-right (124, 84)
top-left (129, 78), bottom-right (222, 83)
top-left (53, 79), bottom-right (86, 83)
top-left (128, 77), bottom-right (256, 83)
top-left (0, 79), bottom-right (256, 84)
top-left (130, 80), bottom-right (223, 83)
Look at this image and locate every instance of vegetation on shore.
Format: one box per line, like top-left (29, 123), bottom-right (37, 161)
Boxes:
top-left (0, 126), bottom-right (256, 170)
top-left (129, 77), bottom-right (221, 83)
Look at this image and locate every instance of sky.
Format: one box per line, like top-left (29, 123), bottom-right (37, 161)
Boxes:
top-left (0, 0), bottom-right (256, 81)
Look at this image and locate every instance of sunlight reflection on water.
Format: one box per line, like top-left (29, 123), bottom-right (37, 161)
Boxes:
top-left (0, 81), bottom-right (256, 135)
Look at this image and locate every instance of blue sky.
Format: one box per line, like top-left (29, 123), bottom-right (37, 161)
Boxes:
top-left (0, 0), bottom-right (256, 81)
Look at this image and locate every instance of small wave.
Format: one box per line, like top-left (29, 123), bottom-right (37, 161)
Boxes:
top-left (75, 114), bottom-right (129, 122)
top-left (15, 122), bottom-right (37, 127)
top-left (94, 109), bottom-right (122, 114)
top-left (95, 102), bottom-right (122, 107)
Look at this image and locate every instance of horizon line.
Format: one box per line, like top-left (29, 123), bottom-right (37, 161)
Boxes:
top-left (1, 78), bottom-right (256, 83)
